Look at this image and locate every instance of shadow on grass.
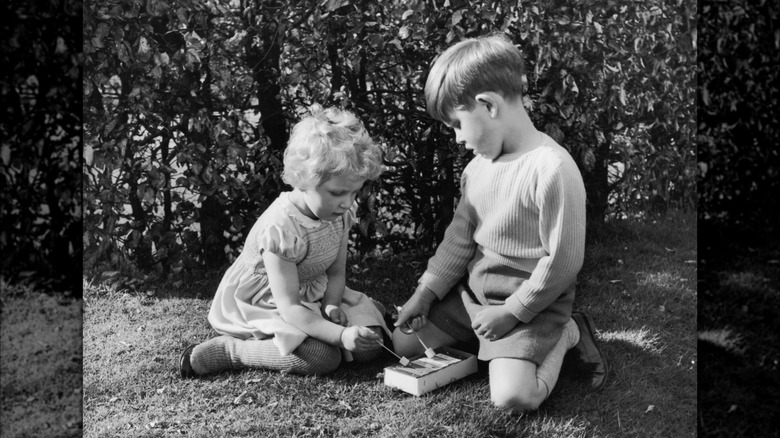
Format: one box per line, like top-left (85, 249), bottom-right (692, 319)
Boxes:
top-left (698, 219), bottom-right (780, 438)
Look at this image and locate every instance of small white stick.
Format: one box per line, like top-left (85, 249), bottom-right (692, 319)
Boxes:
top-left (376, 341), bottom-right (410, 366)
top-left (408, 323), bottom-right (436, 358)
top-left (397, 306), bottom-right (434, 357)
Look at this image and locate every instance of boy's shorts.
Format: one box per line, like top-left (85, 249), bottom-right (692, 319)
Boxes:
top-left (427, 251), bottom-right (575, 365)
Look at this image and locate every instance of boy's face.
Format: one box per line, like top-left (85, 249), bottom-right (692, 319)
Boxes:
top-left (445, 104), bottom-right (502, 160)
top-left (300, 174), bottom-right (365, 221)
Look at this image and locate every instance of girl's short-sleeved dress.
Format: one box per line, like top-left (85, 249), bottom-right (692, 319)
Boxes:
top-left (208, 192), bottom-right (389, 356)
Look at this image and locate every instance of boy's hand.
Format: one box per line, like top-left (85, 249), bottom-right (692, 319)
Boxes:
top-left (340, 326), bottom-right (382, 351)
top-left (462, 290), bottom-right (518, 340)
top-left (324, 304), bottom-right (348, 326)
top-left (395, 286), bottom-right (437, 334)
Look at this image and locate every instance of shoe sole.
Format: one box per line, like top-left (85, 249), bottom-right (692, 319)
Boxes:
top-left (179, 344), bottom-right (196, 378)
top-left (572, 312), bottom-right (609, 391)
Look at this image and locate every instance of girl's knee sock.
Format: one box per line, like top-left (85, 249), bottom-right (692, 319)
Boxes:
top-left (351, 347), bottom-right (382, 363)
top-left (190, 336), bottom-right (341, 376)
top-left (536, 318), bottom-right (580, 398)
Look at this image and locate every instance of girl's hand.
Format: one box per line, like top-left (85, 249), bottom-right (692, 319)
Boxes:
top-left (324, 304), bottom-right (348, 326)
top-left (395, 286), bottom-right (437, 334)
top-left (340, 326), bottom-right (382, 351)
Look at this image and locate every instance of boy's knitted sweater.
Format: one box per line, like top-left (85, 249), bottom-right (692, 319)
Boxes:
top-left (419, 133), bottom-right (586, 323)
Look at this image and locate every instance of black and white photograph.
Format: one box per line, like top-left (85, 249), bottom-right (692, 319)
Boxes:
top-left (0, 0), bottom-right (775, 437)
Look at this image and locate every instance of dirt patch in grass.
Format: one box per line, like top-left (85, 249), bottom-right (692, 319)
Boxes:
top-left (0, 285), bottom-right (82, 437)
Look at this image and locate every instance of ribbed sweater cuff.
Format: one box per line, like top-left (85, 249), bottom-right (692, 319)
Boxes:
top-left (418, 273), bottom-right (451, 300)
top-left (504, 293), bottom-right (539, 323)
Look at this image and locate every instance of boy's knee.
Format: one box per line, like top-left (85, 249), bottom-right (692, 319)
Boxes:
top-left (391, 328), bottom-right (422, 357)
top-left (491, 385), bottom-right (545, 412)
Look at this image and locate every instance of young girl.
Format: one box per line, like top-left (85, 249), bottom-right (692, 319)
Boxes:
top-left (180, 105), bottom-right (389, 377)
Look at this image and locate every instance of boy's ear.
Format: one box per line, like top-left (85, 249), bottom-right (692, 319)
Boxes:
top-left (475, 93), bottom-right (499, 118)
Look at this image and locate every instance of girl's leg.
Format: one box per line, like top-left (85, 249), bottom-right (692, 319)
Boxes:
top-left (190, 336), bottom-right (341, 376)
top-left (391, 322), bottom-right (458, 357)
top-left (351, 348), bottom-right (381, 362)
top-left (489, 318), bottom-right (580, 411)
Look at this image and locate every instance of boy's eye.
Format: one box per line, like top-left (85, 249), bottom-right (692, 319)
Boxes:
top-left (332, 190), bottom-right (358, 197)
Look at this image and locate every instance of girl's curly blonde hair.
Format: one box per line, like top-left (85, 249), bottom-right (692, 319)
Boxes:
top-left (282, 105), bottom-right (383, 190)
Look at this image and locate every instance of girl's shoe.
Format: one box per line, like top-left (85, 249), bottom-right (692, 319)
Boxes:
top-left (179, 344), bottom-right (196, 378)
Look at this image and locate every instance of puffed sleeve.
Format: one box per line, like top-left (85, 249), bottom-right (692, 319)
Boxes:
top-left (258, 224), bottom-right (306, 262)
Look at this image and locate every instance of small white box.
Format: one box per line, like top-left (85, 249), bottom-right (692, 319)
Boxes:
top-left (383, 347), bottom-right (477, 396)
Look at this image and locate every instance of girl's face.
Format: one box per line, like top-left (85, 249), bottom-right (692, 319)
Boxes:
top-left (298, 174), bottom-right (366, 221)
top-left (446, 103), bottom-right (502, 160)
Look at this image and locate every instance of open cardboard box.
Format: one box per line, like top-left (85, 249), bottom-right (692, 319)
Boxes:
top-left (383, 346), bottom-right (477, 396)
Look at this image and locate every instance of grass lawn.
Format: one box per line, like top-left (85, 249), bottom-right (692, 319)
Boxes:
top-left (83, 211), bottom-right (696, 437)
top-left (697, 222), bottom-right (780, 438)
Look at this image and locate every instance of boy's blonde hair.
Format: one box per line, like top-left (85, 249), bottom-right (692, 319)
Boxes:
top-left (425, 33), bottom-right (526, 122)
top-left (282, 105), bottom-right (383, 190)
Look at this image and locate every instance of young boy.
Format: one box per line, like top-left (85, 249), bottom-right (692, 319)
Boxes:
top-left (393, 33), bottom-right (608, 411)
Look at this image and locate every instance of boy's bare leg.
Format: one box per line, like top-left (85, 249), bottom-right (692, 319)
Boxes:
top-left (392, 322), bottom-right (457, 357)
top-left (490, 318), bottom-right (580, 411)
top-left (489, 358), bottom-right (547, 411)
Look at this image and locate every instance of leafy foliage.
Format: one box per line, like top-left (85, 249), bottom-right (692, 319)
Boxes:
top-left (1, 1), bottom-right (82, 292)
top-left (520, 0), bottom-right (696, 219)
top-left (83, 0), bottom-right (695, 283)
top-left (83, 0), bottom-right (282, 282)
top-left (698, 0), bottom-right (780, 224)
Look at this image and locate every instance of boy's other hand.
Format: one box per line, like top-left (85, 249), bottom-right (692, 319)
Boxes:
top-left (462, 290), bottom-right (518, 340)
